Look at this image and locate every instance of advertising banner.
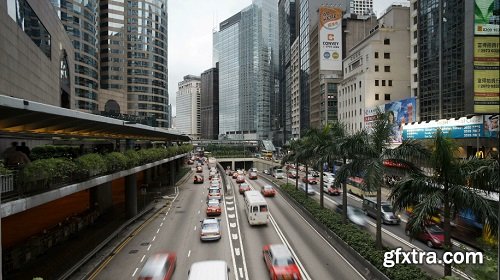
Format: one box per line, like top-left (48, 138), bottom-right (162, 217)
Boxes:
top-left (474, 0), bottom-right (500, 113)
top-left (364, 97), bottom-right (417, 143)
top-left (402, 115), bottom-right (499, 140)
top-left (319, 7), bottom-right (342, 71)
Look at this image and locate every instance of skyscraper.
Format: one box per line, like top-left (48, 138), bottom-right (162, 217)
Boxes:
top-left (343, 0), bottom-right (373, 16)
top-left (176, 75), bottom-right (201, 139)
top-left (201, 64), bottom-right (219, 140)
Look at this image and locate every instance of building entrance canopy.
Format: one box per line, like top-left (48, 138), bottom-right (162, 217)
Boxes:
top-left (0, 96), bottom-right (190, 141)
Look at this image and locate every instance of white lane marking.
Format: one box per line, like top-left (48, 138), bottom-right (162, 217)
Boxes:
top-left (140, 255), bottom-right (146, 263)
top-left (226, 201), bottom-right (234, 205)
top-left (230, 222), bottom-right (237, 228)
top-left (194, 226), bottom-right (197, 231)
top-left (147, 244), bottom-right (151, 251)
top-left (239, 267), bottom-right (244, 279)
top-left (160, 223), bottom-right (163, 227)
top-left (223, 177), bottom-right (249, 280)
top-left (227, 207), bottom-right (235, 211)
top-left (201, 200), bottom-right (203, 203)
top-left (269, 214), bottom-right (312, 280)
top-left (156, 228), bottom-right (160, 234)
top-left (163, 217), bottom-right (165, 221)
top-left (152, 236), bottom-right (156, 242)
top-left (235, 248), bottom-right (241, 256)
top-left (188, 250), bottom-right (191, 258)
top-left (198, 210), bottom-right (200, 214)
top-left (228, 214), bottom-right (235, 218)
top-left (132, 267), bottom-right (139, 277)
top-left (232, 234), bottom-right (238, 240)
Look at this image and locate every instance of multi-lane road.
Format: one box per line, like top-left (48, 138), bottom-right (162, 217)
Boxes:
top-left (89, 165), bottom-right (367, 280)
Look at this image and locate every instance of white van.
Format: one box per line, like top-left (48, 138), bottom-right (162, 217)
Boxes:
top-left (188, 260), bottom-right (230, 280)
top-left (273, 168), bottom-right (285, 179)
top-left (244, 190), bottom-right (269, 225)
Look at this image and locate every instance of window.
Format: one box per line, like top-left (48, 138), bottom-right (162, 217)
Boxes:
top-left (413, 30), bottom-right (418, 39)
top-left (375, 65), bottom-right (379, 72)
top-left (375, 80), bottom-right (379, 86)
top-left (413, 59), bottom-right (418, 68)
top-left (384, 53), bottom-right (390, 59)
top-left (359, 81), bottom-right (362, 88)
top-left (413, 16), bottom-right (417, 25)
top-left (384, 66), bottom-right (391, 72)
top-left (374, 52), bottom-right (379, 58)
top-left (413, 45), bottom-right (418, 53)
top-left (384, 38), bottom-right (390, 45)
top-left (413, 2), bottom-right (417, 10)
top-left (375, 94), bottom-right (379, 100)
top-left (413, 88), bottom-right (418, 96)
top-left (384, 94), bottom-right (391, 101)
top-left (388, 80), bottom-right (393, 86)
top-left (413, 73), bottom-right (418, 82)
top-left (359, 95), bottom-right (362, 102)
top-left (382, 80), bottom-right (386, 86)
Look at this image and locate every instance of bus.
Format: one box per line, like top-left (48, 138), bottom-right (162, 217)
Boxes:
top-left (262, 150), bottom-right (273, 160)
top-left (244, 190), bottom-right (269, 225)
top-left (346, 177), bottom-right (376, 198)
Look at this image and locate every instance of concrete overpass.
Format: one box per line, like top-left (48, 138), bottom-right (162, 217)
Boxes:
top-left (216, 157), bottom-right (281, 171)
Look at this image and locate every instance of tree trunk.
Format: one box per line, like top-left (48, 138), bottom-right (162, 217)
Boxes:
top-left (376, 183), bottom-right (383, 250)
top-left (295, 158), bottom-right (299, 190)
top-left (443, 185), bottom-right (452, 276)
top-left (342, 157), bottom-right (348, 224)
top-left (305, 164), bottom-right (309, 196)
top-left (319, 169), bottom-right (324, 208)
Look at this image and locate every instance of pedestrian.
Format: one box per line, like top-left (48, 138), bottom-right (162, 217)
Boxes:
top-left (3, 142), bottom-right (30, 168)
top-left (17, 142), bottom-right (31, 159)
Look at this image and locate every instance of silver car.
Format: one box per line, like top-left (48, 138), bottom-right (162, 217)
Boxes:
top-left (298, 182), bottom-right (315, 195)
top-left (200, 218), bottom-right (221, 241)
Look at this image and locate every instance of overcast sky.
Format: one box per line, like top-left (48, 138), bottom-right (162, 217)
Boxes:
top-left (168, 0), bottom-right (402, 116)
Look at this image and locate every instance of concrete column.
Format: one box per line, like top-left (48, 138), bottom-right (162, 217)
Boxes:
top-left (125, 174), bottom-right (138, 218)
top-left (175, 159), bottom-right (180, 172)
top-left (125, 139), bottom-right (134, 150)
top-left (170, 161), bottom-right (175, 186)
top-left (231, 161), bottom-right (235, 171)
top-left (90, 182), bottom-right (113, 213)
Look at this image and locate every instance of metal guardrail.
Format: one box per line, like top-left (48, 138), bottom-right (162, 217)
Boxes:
top-left (1, 174), bottom-right (14, 193)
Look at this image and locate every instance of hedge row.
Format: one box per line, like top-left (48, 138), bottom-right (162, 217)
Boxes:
top-left (17, 145), bottom-right (192, 189)
top-left (31, 145), bottom-right (81, 160)
top-left (280, 183), bottom-right (432, 280)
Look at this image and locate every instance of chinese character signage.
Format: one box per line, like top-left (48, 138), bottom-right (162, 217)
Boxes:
top-left (319, 7), bottom-right (342, 71)
top-left (474, 0), bottom-right (500, 113)
top-left (403, 115), bottom-right (499, 140)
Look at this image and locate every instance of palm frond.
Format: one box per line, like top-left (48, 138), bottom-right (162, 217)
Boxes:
top-left (405, 191), bottom-right (444, 237)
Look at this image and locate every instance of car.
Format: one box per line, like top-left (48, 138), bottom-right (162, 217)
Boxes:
top-left (262, 244), bottom-right (301, 280)
top-left (335, 204), bottom-right (367, 227)
top-left (261, 185), bottom-right (276, 197)
top-left (362, 197), bottom-right (401, 225)
top-left (209, 171), bottom-right (216, 180)
top-left (236, 175), bottom-right (246, 183)
top-left (263, 169), bottom-right (269, 175)
top-left (288, 170), bottom-right (299, 179)
top-left (206, 199), bottom-right (222, 216)
top-left (298, 183), bottom-right (315, 195)
top-left (207, 187), bottom-right (222, 201)
top-left (193, 174), bottom-right (204, 184)
top-left (196, 166), bottom-right (203, 173)
top-left (200, 218), bottom-right (221, 241)
top-left (322, 172), bottom-right (335, 184)
top-left (405, 223), bottom-right (445, 248)
top-left (210, 181), bottom-right (221, 188)
top-left (308, 170), bottom-right (319, 177)
top-left (188, 260), bottom-right (230, 280)
top-left (138, 252), bottom-right (176, 280)
top-left (238, 183), bottom-right (251, 194)
top-left (211, 178), bottom-right (221, 185)
top-left (187, 159), bottom-right (194, 165)
top-left (248, 172), bottom-right (258, 180)
top-left (232, 172), bottom-right (239, 179)
top-left (323, 183), bottom-right (340, 195)
top-left (248, 167), bottom-right (258, 173)
top-left (301, 176), bottom-right (317, 184)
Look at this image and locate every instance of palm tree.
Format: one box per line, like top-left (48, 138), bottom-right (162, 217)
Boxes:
top-left (390, 129), bottom-right (499, 277)
top-left (282, 138), bottom-right (304, 190)
top-left (335, 110), bottom-right (428, 249)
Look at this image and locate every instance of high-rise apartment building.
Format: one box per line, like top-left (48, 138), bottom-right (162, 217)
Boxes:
top-left (50, 0), bottom-right (99, 113)
top-left (338, 5), bottom-right (411, 133)
top-left (278, 0), bottom-right (296, 145)
top-left (176, 75), bottom-right (201, 139)
top-left (214, 0), bottom-right (278, 140)
top-left (291, 38), bottom-right (301, 139)
top-left (409, 0), bottom-right (418, 103)
top-left (343, 0), bottom-right (373, 16)
top-left (201, 64), bottom-right (219, 140)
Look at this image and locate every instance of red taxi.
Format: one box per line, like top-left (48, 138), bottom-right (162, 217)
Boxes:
top-left (238, 183), bottom-right (251, 194)
top-left (248, 172), bottom-right (258, 180)
top-left (206, 199), bottom-right (222, 216)
top-left (236, 175), bottom-right (246, 183)
top-left (301, 176), bottom-right (317, 184)
top-left (261, 185), bottom-right (276, 197)
top-left (193, 174), bottom-right (204, 184)
top-left (263, 244), bottom-right (301, 280)
top-left (138, 252), bottom-right (176, 280)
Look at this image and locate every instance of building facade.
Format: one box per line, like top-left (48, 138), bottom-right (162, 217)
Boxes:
top-left (343, 0), bottom-right (373, 16)
top-left (338, 5), bottom-right (411, 133)
top-left (50, 0), bottom-right (99, 113)
top-left (278, 0), bottom-right (296, 146)
top-left (291, 37), bottom-right (301, 139)
top-left (200, 65), bottom-right (219, 140)
top-left (1, 0), bottom-right (76, 109)
top-left (176, 75), bottom-right (201, 139)
top-left (409, 0), bottom-right (418, 105)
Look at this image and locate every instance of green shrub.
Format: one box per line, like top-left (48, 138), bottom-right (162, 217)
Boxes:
top-left (0, 162), bottom-right (12, 175)
top-left (31, 145), bottom-right (79, 160)
top-left (104, 152), bottom-right (128, 172)
top-left (280, 183), bottom-right (432, 280)
top-left (75, 153), bottom-right (107, 177)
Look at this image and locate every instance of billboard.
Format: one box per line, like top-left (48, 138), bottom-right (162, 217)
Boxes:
top-left (319, 7), bottom-right (342, 71)
top-left (364, 97), bottom-right (417, 143)
top-left (402, 115), bottom-right (499, 140)
top-left (473, 0), bottom-right (500, 113)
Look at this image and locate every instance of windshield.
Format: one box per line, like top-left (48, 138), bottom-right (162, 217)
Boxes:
top-left (381, 205), bottom-right (393, 213)
top-left (427, 225), bottom-right (444, 234)
top-left (208, 201), bottom-right (219, 207)
top-left (202, 223), bottom-right (218, 230)
top-left (274, 257), bottom-right (295, 266)
top-left (264, 186), bottom-right (273, 190)
top-left (209, 189), bottom-right (220, 194)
